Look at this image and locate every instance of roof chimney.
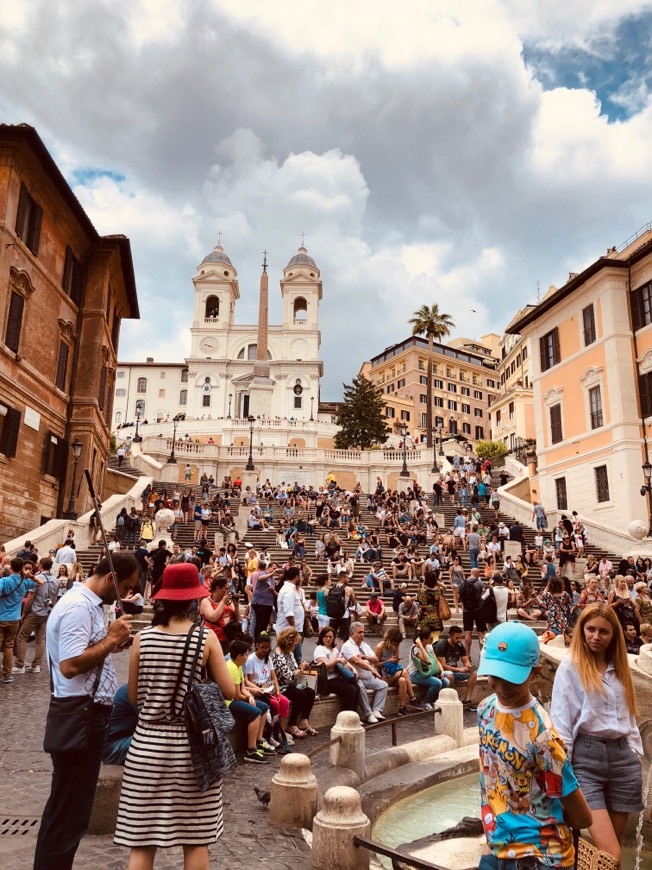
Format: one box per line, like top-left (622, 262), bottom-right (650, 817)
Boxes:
top-left (146, 357), bottom-right (154, 363)
top-left (568, 272), bottom-right (578, 281)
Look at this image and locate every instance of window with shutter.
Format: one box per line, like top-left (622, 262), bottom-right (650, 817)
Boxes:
top-left (15, 184), bottom-right (42, 254)
top-left (555, 477), bottom-right (568, 510)
top-left (0, 405), bottom-right (21, 457)
top-left (631, 282), bottom-right (652, 332)
top-left (43, 432), bottom-right (66, 478)
top-left (540, 328), bottom-right (560, 371)
top-left (550, 404), bottom-right (563, 444)
top-left (98, 366), bottom-right (107, 410)
top-left (55, 341), bottom-right (69, 392)
top-left (582, 304), bottom-right (597, 345)
top-left (639, 373), bottom-right (652, 418)
top-left (5, 291), bottom-right (24, 353)
top-left (62, 247), bottom-right (85, 306)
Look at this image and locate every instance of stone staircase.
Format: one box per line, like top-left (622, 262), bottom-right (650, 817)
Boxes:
top-left (107, 456), bottom-right (146, 478)
top-left (73, 472), bottom-right (621, 638)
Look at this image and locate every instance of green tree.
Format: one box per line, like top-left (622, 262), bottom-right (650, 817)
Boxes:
top-left (334, 375), bottom-right (390, 449)
top-left (409, 304), bottom-right (455, 447)
top-left (475, 440), bottom-right (509, 463)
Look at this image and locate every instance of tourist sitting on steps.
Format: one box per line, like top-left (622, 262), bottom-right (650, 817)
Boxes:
top-left (312, 626), bottom-right (360, 713)
top-left (227, 639), bottom-right (274, 763)
top-left (374, 628), bottom-right (425, 717)
top-left (408, 628), bottom-right (452, 710)
top-left (341, 621), bottom-right (388, 725)
top-left (434, 625), bottom-right (478, 709)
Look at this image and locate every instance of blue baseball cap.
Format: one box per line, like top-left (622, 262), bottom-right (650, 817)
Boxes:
top-left (477, 622), bottom-right (540, 684)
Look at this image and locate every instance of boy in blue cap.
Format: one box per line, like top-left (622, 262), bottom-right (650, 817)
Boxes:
top-left (477, 622), bottom-right (592, 869)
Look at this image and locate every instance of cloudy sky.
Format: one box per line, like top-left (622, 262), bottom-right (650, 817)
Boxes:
top-left (3, 0), bottom-right (652, 399)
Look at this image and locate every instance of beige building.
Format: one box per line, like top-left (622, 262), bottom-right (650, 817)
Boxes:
top-left (488, 311), bottom-right (535, 455)
top-left (509, 227), bottom-right (652, 535)
top-left (363, 334), bottom-right (499, 443)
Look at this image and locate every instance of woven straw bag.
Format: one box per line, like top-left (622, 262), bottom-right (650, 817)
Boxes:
top-left (576, 837), bottom-right (619, 870)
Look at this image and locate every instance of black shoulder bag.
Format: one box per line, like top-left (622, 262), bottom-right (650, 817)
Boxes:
top-left (43, 659), bottom-right (105, 754)
top-left (171, 625), bottom-right (236, 793)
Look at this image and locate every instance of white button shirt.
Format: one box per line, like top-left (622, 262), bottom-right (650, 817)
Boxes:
top-left (46, 584), bottom-right (117, 705)
top-left (275, 581), bottom-right (305, 632)
top-left (550, 655), bottom-right (643, 757)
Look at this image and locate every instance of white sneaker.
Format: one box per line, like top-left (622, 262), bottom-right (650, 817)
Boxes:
top-left (285, 733), bottom-right (295, 746)
top-left (11, 666), bottom-right (25, 675)
top-left (366, 714), bottom-right (379, 724)
top-left (373, 711), bottom-right (386, 720)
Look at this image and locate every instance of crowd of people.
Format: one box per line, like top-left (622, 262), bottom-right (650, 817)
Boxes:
top-left (1, 464), bottom-right (650, 869)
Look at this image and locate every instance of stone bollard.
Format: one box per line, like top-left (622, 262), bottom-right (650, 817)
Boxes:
top-left (269, 753), bottom-right (318, 829)
top-left (88, 765), bottom-right (124, 835)
top-left (312, 786), bottom-right (371, 870)
top-left (330, 710), bottom-right (366, 780)
top-left (435, 687), bottom-right (464, 746)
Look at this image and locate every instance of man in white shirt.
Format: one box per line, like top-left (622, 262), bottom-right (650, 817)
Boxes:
top-left (34, 553), bottom-right (137, 870)
top-left (341, 621), bottom-right (388, 724)
top-left (275, 566), bottom-right (306, 639)
top-left (598, 557), bottom-right (613, 585)
top-left (53, 539), bottom-right (77, 566)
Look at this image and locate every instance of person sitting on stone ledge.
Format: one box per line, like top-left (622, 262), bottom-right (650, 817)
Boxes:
top-left (341, 622), bottom-right (388, 725)
top-left (375, 628), bottom-right (424, 717)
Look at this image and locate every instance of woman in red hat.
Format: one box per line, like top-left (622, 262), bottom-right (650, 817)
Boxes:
top-left (114, 563), bottom-right (234, 869)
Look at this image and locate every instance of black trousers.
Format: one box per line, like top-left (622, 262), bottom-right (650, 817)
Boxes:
top-left (326, 677), bottom-right (359, 711)
top-left (33, 706), bottom-right (111, 870)
top-left (282, 684), bottom-right (316, 727)
top-left (252, 603), bottom-right (274, 637)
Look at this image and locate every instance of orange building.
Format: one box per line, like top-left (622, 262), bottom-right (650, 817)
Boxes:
top-left (0, 125), bottom-right (138, 540)
top-left (362, 334), bottom-right (499, 443)
top-left (488, 311), bottom-right (535, 455)
top-left (509, 227), bottom-right (652, 534)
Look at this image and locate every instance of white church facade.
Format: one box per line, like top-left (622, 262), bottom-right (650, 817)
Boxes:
top-left (112, 242), bottom-right (324, 428)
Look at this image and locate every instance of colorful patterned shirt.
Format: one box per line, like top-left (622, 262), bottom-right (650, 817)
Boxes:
top-left (478, 694), bottom-right (578, 867)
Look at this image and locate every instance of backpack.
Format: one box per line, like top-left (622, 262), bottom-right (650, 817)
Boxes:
top-left (459, 578), bottom-right (483, 611)
top-left (327, 584), bottom-right (347, 619)
top-left (482, 587), bottom-right (497, 624)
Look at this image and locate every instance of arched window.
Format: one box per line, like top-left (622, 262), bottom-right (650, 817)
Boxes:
top-left (293, 297), bottom-right (308, 321)
top-left (156, 410), bottom-right (165, 422)
top-left (135, 399), bottom-right (145, 416)
top-left (115, 411), bottom-right (122, 426)
top-left (137, 377), bottom-right (147, 393)
top-left (181, 368), bottom-right (189, 383)
top-left (205, 295), bottom-right (219, 319)
top-left (179, 389), bottom-right (187, 406)
top-left (237, 344), bottom-right (272, 360)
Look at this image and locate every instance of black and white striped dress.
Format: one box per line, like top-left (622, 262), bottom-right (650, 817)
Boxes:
top-left (114, 627), bottom-right (223, 848)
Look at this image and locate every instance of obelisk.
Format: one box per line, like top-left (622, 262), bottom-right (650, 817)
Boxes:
top-left (248, 250), bottom-right (274, 418)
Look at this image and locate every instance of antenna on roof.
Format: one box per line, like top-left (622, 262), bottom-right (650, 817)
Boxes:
top-left (536, 281), bottom-right (541, 303)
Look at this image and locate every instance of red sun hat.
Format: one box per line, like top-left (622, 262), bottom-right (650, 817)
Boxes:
top-left (151, 563), bottom-right (209, 601)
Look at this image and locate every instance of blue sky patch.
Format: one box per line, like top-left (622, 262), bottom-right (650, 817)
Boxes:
top-left (72, 167), bottom-right (126, 185)
top-left (523, 11), bottom-right (652, 122)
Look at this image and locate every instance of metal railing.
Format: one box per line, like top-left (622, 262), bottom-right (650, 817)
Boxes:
top-left (306, 707), bottom-right (440, 760)
top-left (353, 834), bottom-right (451, 870)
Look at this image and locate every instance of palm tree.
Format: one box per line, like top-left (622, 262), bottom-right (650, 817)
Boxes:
top-left (409, 304), bottom-right (455, 448)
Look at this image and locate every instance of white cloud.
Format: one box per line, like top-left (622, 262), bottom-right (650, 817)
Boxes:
top-left (2, 0), bottom-right (652, 397)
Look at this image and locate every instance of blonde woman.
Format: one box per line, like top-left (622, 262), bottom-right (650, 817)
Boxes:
top-left (608, 575), bottom-right (640, 633)
top-left (551, 603), bottom-right (643, 863)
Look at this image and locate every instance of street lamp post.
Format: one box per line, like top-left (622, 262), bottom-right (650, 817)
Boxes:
top-left (246, 415), bottom-right (255, 471)
top-left (167, 413), bottom-right (186, 464)
top-left (431, 426), bottom-right (439, 473)
top-left (399, 422), bottom-right (410, 478)
top-left (310, 396), bottom-right (315, 422)
top-left (438, 426), bottom-right (444, 457)
top-left (227, 393), bottom-right (232, 419)
top-left (641, 461), bottom-right (652, 537)
top-left (133, 409), bottom-right (142, 443)
top-left (63, 438), bottom-right (83, 520)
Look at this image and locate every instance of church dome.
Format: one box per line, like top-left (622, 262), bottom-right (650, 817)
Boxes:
top-left (286, 245), bottom-right (316, 269)
top-left (200, 244), bottom-right (233, 268)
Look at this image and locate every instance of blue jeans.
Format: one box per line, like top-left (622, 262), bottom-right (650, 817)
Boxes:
top-left (469, 547), bottom-right (480, 569)
top-left (411, 672), bottom-right (449, 703)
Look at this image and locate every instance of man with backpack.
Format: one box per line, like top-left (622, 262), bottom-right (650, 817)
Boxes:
top-left (459, 567), bottom-right (487, 659)
top-left (327, 574), bottom-right (356, 648)
top-left (12, 557), bottom-right (60, 675)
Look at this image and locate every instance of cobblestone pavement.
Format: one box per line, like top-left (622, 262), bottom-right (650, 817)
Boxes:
top-left (0, 636), bottom-right (480, 869)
